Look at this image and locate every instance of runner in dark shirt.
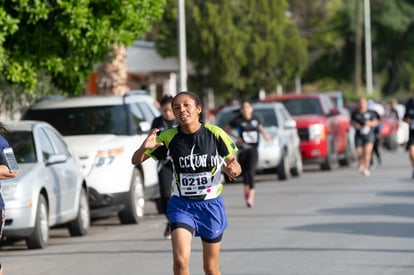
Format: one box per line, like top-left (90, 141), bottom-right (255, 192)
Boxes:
top-left (351, 97), bottom-right (379, 176)
top-left (150, 95), bottom-right (177, 239)
top-left (403, 97), bottom-right (414, 178)
top-left (224, 100), bottom-right (270, 207)
top-left (132, 92), bottom-right (241, 275)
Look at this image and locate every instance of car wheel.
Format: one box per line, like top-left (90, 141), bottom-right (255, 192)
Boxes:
top-left (290, 149), bottom-right (303, 177)
top-left (277, 150), bottom-right (291, 180)
top-left (320, 138), bottom-right (336, 170)
top-left (26, 194), bottom-right (49, 249)
top-left (67, 187), bottom-right (90, 236)
top-left (118, 168), bottom-right (145, 224)
top-left (338, 137), bottom-right (353, 167)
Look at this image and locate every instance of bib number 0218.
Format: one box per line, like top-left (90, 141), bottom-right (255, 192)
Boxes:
top-left (180, 172), bottom-right (212, 196)
top-left (182, 176), bottom-right (208, 186)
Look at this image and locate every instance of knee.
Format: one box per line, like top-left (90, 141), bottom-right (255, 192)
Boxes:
top-left (203, 262), bottom-right (220, 275)
top-left (173, 255), bottom-right (190, 272)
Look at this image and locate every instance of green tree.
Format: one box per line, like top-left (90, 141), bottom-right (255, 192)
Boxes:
top-left (155, 0), bottom-right (307, 101)
top-left (369, 0), bottom-right (414, 96)
top-left (0, 0), bottom-right (165, 95)
top-left (287, 0), bottom-right (351, 91)
top-left (291, 0), bottom-right (414, 97)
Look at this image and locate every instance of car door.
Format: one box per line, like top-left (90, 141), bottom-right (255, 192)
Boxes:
top-left (279, 105), bottom-right (299, 161)
top-left (36, 127), bottom-right (61, 224)
top-left (45, 127), bottom-right (79, 215)
top-left (323, 95), bottom-right (345, 153)
top-left (37, 127), bottom-right (76, 223)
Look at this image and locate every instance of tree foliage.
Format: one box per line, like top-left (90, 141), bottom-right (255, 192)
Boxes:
top-left (370, 0), bottom-right (414, 95)
top-left (0, 0), bottom-right (166, 95)
top-left (287, 0), bottom-right (351, 88)
top-left (155, 0), bottom-right (307, 100)
top-left (290, 0), bottom-right (414, 97)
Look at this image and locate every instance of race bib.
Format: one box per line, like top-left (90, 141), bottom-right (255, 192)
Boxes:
top-left (242, 131), bottom-right (258, 143)
top-left (360, 125), bottom-right (370, 135)
top-left (180, 172), bottom-right (212, 196)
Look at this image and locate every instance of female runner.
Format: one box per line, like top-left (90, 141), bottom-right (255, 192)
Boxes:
top-left (131, 92), bottom-right (241, 275)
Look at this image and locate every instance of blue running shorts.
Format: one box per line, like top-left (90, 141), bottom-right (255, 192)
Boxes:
top-left (167, 195), bottom-right (227, 242)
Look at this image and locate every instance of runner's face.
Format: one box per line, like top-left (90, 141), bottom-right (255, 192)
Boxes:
top-left (161, 104), bottom-right (174, 121)
top-left (240, 102), bottom-right (253, 119)
top-left (172, 94), bottom-right (201, 125)
top-left (358, 98), bottom-right (367, 112)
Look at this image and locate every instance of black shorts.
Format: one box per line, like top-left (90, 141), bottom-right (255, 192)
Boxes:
top-left (355, 133), bottom-right (375, 147)
top-left (406, 134), bottom-right (414, 150)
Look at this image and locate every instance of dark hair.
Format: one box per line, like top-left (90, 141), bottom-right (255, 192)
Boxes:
top-left (240, 99), bottom-right (252, 106)
top-left (160, 94), bottom-right (174, 107)
top-left (172, 91), bottom-right (202, 107)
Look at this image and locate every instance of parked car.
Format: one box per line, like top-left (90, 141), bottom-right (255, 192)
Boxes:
top-left (22, 90), bottom-right (161, 224)
top-left (2, 121), bottom-right (90, 249)
top-left (215, 102), bottom-right (302, 180)
top-left (380, 104), bottom-right (399, 151)
top-left (327, 91), bottom-right (356, 160)
top-left (263, 93), bottom-right (353, 170)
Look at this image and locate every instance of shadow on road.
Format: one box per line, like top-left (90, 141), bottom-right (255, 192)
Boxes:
top-left (286, 221), bottom-right (414, 238)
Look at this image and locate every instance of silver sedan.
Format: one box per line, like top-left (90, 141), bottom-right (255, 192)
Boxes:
top-left (1, 121), bottom-right (90, 249)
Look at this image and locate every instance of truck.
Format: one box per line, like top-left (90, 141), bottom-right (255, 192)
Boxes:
top-left (263, 93), bottom-right (353, 170)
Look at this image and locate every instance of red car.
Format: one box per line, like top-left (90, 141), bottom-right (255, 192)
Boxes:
top-left (380, 105), bottom-right (399, 151)
top-left (263, 93), bottom-right (353, 170)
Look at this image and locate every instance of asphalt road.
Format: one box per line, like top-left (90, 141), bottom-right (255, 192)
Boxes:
top-left (2, 148), bottom-right (414, 275)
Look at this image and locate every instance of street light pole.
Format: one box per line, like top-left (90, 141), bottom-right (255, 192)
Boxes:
top-left (178, 0), bottom-right (188, 92)
top-left (354, 0), bottom-right (362, 95)
top-left (364, 0), bottom-right (373, 95)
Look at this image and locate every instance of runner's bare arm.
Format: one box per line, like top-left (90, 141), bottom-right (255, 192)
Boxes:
top-left (258, 124), bottom-right (271, 141)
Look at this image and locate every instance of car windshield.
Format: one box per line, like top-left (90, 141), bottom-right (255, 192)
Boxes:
top-left (280, 98), bottom-right (323, 116)
top-left (215, 107), bottom-right (278, 128)
top-left (3, 131), bottom-right (37, 163)
top-left (24, 106), bottom-right (127, 135)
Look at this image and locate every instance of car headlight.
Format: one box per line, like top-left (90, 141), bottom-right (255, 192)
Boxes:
top-left (1, 184), bottom-right (17, 200)
top-left (309, 124), bottom-right (326, 140)
top-left (95, 147), bottom-right (124, 167)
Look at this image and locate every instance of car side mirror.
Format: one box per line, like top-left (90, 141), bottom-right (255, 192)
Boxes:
top-left (138, 121), bottom-right (151, 134)
top-left (329, 108), bottom-right (340, 116)
top-left (46, 154), bottom-right (67, 165)
top-left (285, 120), bottom-right (297, 129)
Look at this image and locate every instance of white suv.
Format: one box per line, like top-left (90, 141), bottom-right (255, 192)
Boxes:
top-left (22, 90), bottom-right (160, 224)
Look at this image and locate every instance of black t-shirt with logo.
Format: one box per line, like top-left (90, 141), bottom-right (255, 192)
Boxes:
top-left (229, 115), bottom-right (262, 148)
top-left (145, 124), bottom-right (238, 200)
top-left (351, 110), bottom-right (379, 136)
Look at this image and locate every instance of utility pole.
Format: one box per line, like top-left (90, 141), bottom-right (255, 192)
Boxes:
top-left (354, 0), bottom-right (362, 95)
top-left (178, 0), bottom-right (188, 92)
top-left (364, 0), bottom-right (373, 95)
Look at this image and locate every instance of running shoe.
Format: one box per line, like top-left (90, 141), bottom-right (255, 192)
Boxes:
top-left (362, 169), bottom-right (371, 177)
top-left (246, 197), bottom-right (254, 208)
